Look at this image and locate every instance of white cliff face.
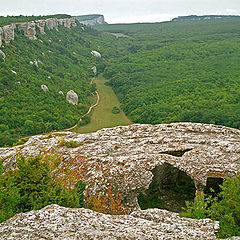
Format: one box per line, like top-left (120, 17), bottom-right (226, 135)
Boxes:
top-left (2, 24), bottom-right (15, 44)
top-left (0, 17), bottom-right (77, 47)
top-left (18, 21), bottom-right (37, 40)
top-left (79, 15), bottom-right (107, 26)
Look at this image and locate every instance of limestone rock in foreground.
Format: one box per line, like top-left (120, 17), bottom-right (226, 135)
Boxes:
top-left (0, 204), bottom-right (219, 240)
top-left (1, 123), bottom-right (240, 212)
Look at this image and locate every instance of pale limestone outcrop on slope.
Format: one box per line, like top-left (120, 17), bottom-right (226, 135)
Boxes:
top-left (0, 17), bottom-right (77, 46)
top-left (66, 90), bottom-right (78, 105)
top-left (0, 123), bottom-right (239, 213)
top-left (91, 50), bottom-right (101, 57)
top-left (18, 21), bottom-right (37, 40)
top-left (2, 24), bottom-right (15, 44)
top-left (35, 19), bottom-right (46, 34)
top-left (92, 66), bottom-right (97, 75)
top-left (0, 204), bottom-right (219, 240)
top-left (41, 84), bottom-right (49, 92)
top-left (78, 15), bottom-right (107, 26)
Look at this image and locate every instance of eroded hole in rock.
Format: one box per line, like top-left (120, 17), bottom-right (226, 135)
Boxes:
top-left (160, 149), bottom-right (193, 157)
top-left (138, 163), bottom-right (196, 212)
top-left (204, 177), bottom-right (223, 197)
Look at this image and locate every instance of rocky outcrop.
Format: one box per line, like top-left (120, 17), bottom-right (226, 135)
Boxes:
top-left (2, 24), bottom-right (15, 44)
top-left (18, 21), bottom-right (37, 40)
top-left (77, 14), bottom-right (107, 26)
top-left (0, 204), bottom-right (219, 239)
top-left (66, 90), bottom-right (78, 105)
top-left (1, 123), bottom-right (239, 213)
top-left (0, 17), bottom-right (77, 47)
top-left (91, 50), bottom-right (101, 57)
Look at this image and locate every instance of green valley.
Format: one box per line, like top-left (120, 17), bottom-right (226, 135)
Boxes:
top-left (95, 18), bottom-right (240, 129)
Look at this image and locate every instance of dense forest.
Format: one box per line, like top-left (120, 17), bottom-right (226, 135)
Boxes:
top-left (95, 18), bottom-right (240, 129)
top-left (1, 16), bottom-right (240, 146)
top-left (0, 17), bottom-right (116, 146)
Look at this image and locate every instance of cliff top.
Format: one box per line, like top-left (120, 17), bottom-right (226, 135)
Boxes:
top-left (172, 15), bottom-right (240, 21)
top-left (77, 14), bottom-right (104, 21)
top-left (0, 14), bottom-right (71, 27)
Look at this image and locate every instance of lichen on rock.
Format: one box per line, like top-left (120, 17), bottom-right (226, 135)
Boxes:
top-left (0, 123), bottom-right (239, 214)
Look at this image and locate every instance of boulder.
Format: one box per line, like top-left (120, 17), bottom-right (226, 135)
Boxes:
top-left (59, 91), bottom-right (64, 95)
top-left (0, 204), bottom-right (219, 239)
top-left (33, 59), bottom-right (38, 68)
top-left (11, 70), bottom-right (17, 75)
top-left (0, 50), bottom-right (6, 59)
top-left (91, 50), bottom-right (101, 57)
top-left (92, 66), bottom-right (97, 75)
top-left (41, 85), bottom-right (49, 92)
top-left (66, 90), bottom-right (78, 105)
top-left (45, 18), bottom-right (58, 30)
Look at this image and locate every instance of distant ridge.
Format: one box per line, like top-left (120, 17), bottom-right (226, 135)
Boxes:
top-left (172, 15), bottom-right (240, 21)
top-left (77, 14), bottom-right (107, 26)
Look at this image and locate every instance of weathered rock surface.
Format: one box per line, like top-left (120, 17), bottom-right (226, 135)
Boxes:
top-left (91, 50), bottom-right (101, 57)
top-left (2, 24), bottom-right (15, 44)
top-left (1, 123), bottom-right (239, 213)
top-left (66, 90), bottom-right (78, 105)
top-left (0, 17), bottom-right (77, 46)
top-left (0, 204), bottom-right (219, 239)
top-left (41, 84), bottom-right (49, 92)
top-left (18, 21), bottom-right (37, 40)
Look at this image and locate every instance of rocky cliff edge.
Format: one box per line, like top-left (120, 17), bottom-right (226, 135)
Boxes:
top-left (0, 17), bottom-right (77, 47)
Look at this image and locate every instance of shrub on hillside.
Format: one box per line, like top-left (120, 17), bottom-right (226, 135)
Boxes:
top-left (112, 106), bottom-right (120, 114)
top-left (0, 156), bottom-right (86, 223)
top-left (181, 175), bottom-right (240, 238)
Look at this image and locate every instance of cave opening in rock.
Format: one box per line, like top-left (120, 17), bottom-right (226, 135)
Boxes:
top-left (204, 177), bottom-right (223, 197)
top-left (138, 163), bottom-right (196, 212)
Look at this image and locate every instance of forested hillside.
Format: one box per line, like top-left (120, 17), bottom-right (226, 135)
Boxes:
top-left (95, 18), bottom-right (240, 129)
top-left (0, 17), bottom-right (115, 146)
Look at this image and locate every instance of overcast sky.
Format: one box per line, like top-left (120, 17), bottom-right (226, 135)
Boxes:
top-left (1, 0), bottom-right (240, 23)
